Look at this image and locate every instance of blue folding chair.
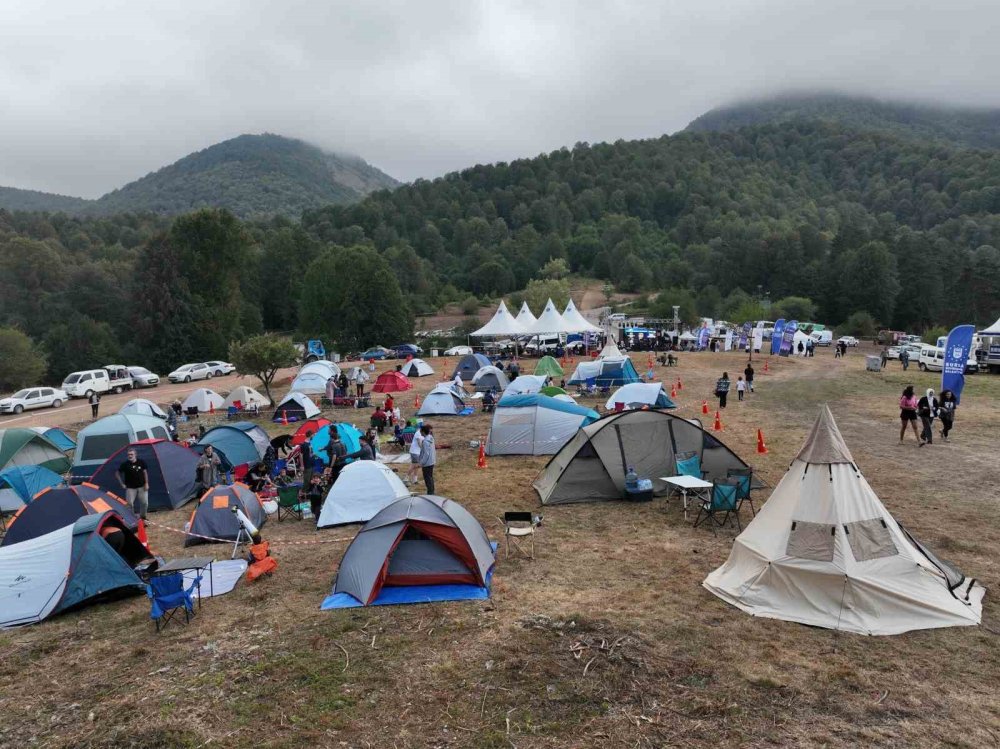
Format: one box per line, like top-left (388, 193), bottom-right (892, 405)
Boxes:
top-left (727, 467), bottom-right (755, 516)
top-left (674, 450), bottom-right (705, 478)
top-left (694, 478), bottom-right (742, 535)
top-left (147, 572), bottom-right (201, 632)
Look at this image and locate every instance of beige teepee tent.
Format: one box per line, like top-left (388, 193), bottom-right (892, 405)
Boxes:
top-left (703, 406), bottom-right (984, 636)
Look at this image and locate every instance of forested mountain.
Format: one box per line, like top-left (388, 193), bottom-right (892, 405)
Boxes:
top-left (0, 134), bottom-right (398, 218)
top-left (687, 93), bottom-right (1000, 150)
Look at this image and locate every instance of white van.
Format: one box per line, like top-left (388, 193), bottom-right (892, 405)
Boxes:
top-left (918, 346), bottom-right (945, 372)
top-left (811, 330), bottom-right (833, 346)
top-left (62, 366), bottom-right (133, 398)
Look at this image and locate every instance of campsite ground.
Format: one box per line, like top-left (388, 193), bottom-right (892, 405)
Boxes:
top-left (2, 345), bottom-right (998, 748)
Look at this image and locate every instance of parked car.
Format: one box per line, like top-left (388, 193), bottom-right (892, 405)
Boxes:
top-left (62, 367), bottom-right (132, 398)
top-left (0, 387), bottom-right (68, 414)
top-left (444, 346), bottom-right (473, 356)
top-left (392, 343), bottom-right (423, 358)
top-left (837, 336), bottom-right (860, 347)
top-left (168, 362), bottom-right (213, 383)
top-left (886, 346), bottom-right (902, 360)
top-left (919, 345), bottom-right (979, 373)
top-left (128, 366), bottom-right (160, 388)
top-left (204, 360), bottom-right (235, 376)
top-left (359, 346), bottom-right (392, 361)
top-left (810, 330), bottom-right (833, 346)
top-left (901, 343), bottom-right (924, 361)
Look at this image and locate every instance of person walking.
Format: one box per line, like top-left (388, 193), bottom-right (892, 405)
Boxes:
top-left (898, 385), bottom-right (921, 444)
top-left (736, 376), bottom-right (747, 402)
top-left (418, 424), bottom-right (436, 495)
top-left (900, 348), bottom-right (910, 371)
top-left (880, 348), bottom-right (889, 370)
top-left (117, 448), bottom-right (149, 520)
top-left (89, 391), bottom-right (101, 419)
top-left (715, 372), bottom-right (731, 409)
top-left (406, 423), bottom-right (425, 486)
top-left (917, 388), bottom-right (939, 446)
top-left (197, 445), bottom-right (222, 489)
top-left (938, 389), bottom-right (957, 441)
top-left (743, 362), bottom-right (754, 393)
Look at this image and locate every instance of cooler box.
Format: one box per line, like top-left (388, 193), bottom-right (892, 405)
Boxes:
top-left (625, 478), bottom-right (654, 502)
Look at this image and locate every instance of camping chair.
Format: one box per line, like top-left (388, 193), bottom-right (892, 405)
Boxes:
top-left (276, 484), bottom-right (304, 521)
top-left (693, 478), bottom-right (742, 535)
top-left (503, 511), bottom-right (537, 560)
top-left (727, 467), bottom-right (756, 517)
top-left (674, 451), bottom-right (707, 479)
top-left (185, 406), bottom-right (200, 418)
top-left (226, 406), bottom-right (239, 420)
top-left (147, 572), bottom-right (201, 632)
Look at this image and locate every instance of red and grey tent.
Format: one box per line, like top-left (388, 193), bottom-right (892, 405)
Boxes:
top-left (372, 371), bottom-right (412, 393)
top-left (290, 418), bottom-right (333, 446)
top-left (89, 439), bottom-right (200, 512)
top-left (1, 483), bottom-right (138, 547)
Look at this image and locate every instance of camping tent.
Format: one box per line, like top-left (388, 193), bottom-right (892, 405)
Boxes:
top-left (417, 384), bottom-right (466, 416)
top-left (181, 388), bottom-right (224, 413)
top-left (196, 423), bottom-right (269, 470)
top-left (704, 407), bottom-right (985, 635)
top-left (533, 410), bottom-right (753, 505)
top-left (316, 461), bottom-right (410, 527)
top-left (471, 300), bottom-right (527, 337)
top-left (605, 383), bottom-right (676, 411)
top-left (452, 353), bottom-right (492, 381)
top-left (184, 483), bottom-right (267, 547)
top-left (400, 359), bottom-right (434, 377)
top-left (300, 360), bottom-right (341, 380)
top-left (223, 386), bottom-right (271, 410)
top-left (372, 371), bottom-right (412, 393)
top-left (566, 358), bottom-right (641, 387)
top-left (0, 465), bottom-right (63, 514)
top-left (273, 392), bottom-right (320, 422)
top-left (540, 385), bottom-right (568, 397)
top-left (321, 494), bottom-right (495, 608)
top-left (118, 398), bottom-right (168, 419)
top-left (0, 512), bottom-right (147, 627)
top-left (28, 427), bottom-right (76, 452)
top-left (291, 418), bottom-right (333, 445)
top-left (90, 439), bottom-right (200, 511)
top-left (290, 360), bottom-right (341, 395)
top-left (0, 429), bottom-right (71, 474)
top-left (310, 423), bottom-right (365, 465)
top-left (72, 415), bottom-right (170, 479)
top-left (471, 366), bottom-right (510, 393)
top-left (527, 298), bottom-right (570, 335)
top-left (501, 374), bottom-right (549, 399)
top-left (598, 341), bottom-right (624, 360)
top-left (1, 483), bottom-right (138, 547)
top-left (486, 394), bottom-right (599, 456)
top-left (561, 299), bottom-right (601, 333)
top-left (534, 356), bottom-right (564, 378)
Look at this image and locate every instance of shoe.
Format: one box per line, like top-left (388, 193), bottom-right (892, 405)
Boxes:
top-left (918, 441), bottom-right (925, 447)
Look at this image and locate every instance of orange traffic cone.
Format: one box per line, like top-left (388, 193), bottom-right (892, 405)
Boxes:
top-left (764, 360), bottom-right (769, 373)
top-left (476, 439), bottom-right (488, 469)
top-left (756, 428), bottom-right (769, 454)
top-left (702, 400), bottom-right (709, 415)
top-left (670, 385), bottom-right (677, 398)
top-left (676, 378), bottom-right (682, 391)
top-left (713, 410), bottom-right (723, 431)
top-left (414, 393), bottom-right (421, 408)
top-left (136, 518), bottom-right (150, 552)
top-left (281, 410), bottom-right (288, 426)
top-left (209, 402), bottom-right (215, 415)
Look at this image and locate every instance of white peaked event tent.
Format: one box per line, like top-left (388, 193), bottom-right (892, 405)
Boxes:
top-left (979, 316), bottom-right (1000, 335)
top-left (561, 299), bottom-right (601, 333)
top-left (514, 301), bottom-right (538, 330)
top-left (528, 299), bottom-right (570, 335)
top-left (471, 301), bottom-right (526, 337)
top-left (703, 406), bottom-right (985, 636)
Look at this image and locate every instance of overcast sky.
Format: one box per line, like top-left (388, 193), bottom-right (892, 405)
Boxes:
top-left (3, 0), bottom-right (999, 197)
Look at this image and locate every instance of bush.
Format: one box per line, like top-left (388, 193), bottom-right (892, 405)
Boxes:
top-left (923, 325), bottom-right (948, 345)
top-left (838, 311), bottom-right (877, 338)
top-left (460, 296), bottom-right (480, 315)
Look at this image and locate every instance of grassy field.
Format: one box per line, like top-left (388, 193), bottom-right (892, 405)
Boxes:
top-left (2, 346), bottom-right (998, 748)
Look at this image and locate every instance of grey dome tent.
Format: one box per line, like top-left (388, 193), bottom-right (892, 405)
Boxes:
top-left (400, 358), bottom-right (434, 377)
top-left (451, 353), bottom-right (491, 381)
top-left (417, 384), bottom-right (466, 416)
top-left (471, 365), bottom-right (509, 392)
top-left (71, 415), bottom-right (171, 479)
top-left (321, 494), bottom-right (495, 608)
top-left (533, 409), bottom-right (755, 505)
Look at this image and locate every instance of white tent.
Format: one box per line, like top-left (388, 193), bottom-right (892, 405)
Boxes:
top-left (275, 391), bottom-right (321, 419)
top-left (471, 301), bottom-right (527, 337)
top-left (500, 374), bottom-right (548, 399)
top-left (679, 331), bottom-right (697, 342)
top-left (527, 299), bottom-right (570, 335)
top-left (486, 394), bottom-right (598, 456)
top-left (598, 341), bottom-right (624, 360)
top-left (703, 406), bottom-right (985, 636)
top-left (316, 461), bottom-right (410, 527)
top-left (514, 302), bottom-right (538, 331)
top-left (561, 298), bottom-right (601, 333)
top-left (400, 358), bottom-right (434, 377)
top-left (290, 360), bottom-right (340, 394)
top-left (301, 360), bottom-right (341, 379)
top-left (0, 523), bottom-right (73, 627)
top-left (118, 398), bottom-right (167, 419)
top-left (978, 316), bottom-right (1000, 335)
top-left (471, 365), bottom-right (510, 392)
top-left (223, 386), bottom-right (271, 409)
top-left (417, 384), bottom-right (466, 416)
top-left (181, 388), bottom-right (225, 413)
top-left (605, 383), bottom-right (671, 410)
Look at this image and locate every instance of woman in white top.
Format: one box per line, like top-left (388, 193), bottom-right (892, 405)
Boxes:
top-left (407, 427), bottom-right (425, 485)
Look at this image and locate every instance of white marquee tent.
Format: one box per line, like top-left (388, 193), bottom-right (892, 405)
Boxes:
top-left (528, 299), bottom-right (571, 335)
top-left (561, 299), bottom-right (601, 333)
top-left (471, 301), bottom-right (526, 337)
top-left (514, 302), bottom-right (538, 331)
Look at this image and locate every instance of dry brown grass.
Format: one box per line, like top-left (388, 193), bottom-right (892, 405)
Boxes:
top-left (2, 348), bottom-right (998, 748)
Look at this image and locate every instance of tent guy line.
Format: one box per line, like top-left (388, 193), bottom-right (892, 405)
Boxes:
top-left (143, 518), bottom-right (354, 547)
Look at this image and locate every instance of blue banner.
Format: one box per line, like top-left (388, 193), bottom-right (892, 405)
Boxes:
top-left (697, 326), bottom-right (710, 351)
top-left (942, 324), bottom-right (975, 404)
top-left (770, 319), bottom-right (786, 355)
top-left (737, 321), bottom-right (751, 350)
top-left (780, 320), bottom-right (797, 357)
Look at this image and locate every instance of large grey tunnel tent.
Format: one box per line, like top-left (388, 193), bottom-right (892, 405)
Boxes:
top-left (533, 409), bottom-right (754, 505)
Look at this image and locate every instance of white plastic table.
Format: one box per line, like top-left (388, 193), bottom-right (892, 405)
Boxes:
top-left (661, 475), bottom-right (712, 520)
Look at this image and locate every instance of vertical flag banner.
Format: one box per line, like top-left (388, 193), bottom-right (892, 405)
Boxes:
top-left (942, 324), bottom-right (975, 404)
top-left (771, 319), bottom-right (786, 356)
top-left (697, 326), bottom-right (710, 350)
top-left (737, 321), bottom-right (751, 350)
top-left (752, 321), bottom-right (764, 352)
top-left (724, 329), bottom-right (733, 351)
top-left (780, 320), bottom-right (798, 357)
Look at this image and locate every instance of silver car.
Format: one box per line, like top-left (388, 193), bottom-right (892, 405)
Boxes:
top-left (168, 362), bottom-right (213, 383)
top-left (128, 366), bottom-right (160, 388)
top-left (0, 387), bottom-right (68, 414)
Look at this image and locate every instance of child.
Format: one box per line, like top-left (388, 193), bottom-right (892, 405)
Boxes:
top-left (306, 474), bottom-right (325, 521)
top-left (736, 376), bottom-right (746, 402)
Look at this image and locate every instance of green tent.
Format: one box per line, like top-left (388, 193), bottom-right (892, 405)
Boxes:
top-left (0, 429), bottom-right (71, 474)
top-left (534, 356), bottom-right (564, 378)
top-left (540, 385), bottom-right (569, 397)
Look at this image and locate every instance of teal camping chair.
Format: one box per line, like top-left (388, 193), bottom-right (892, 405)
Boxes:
top-left (727, 467), bottom-right (755, 516)
top-left (674, 450), bottom-right (705, 479)
top-left (694, 478), bottom-right (742, 535)
top-left (147, 572), bottom-right (201, 632)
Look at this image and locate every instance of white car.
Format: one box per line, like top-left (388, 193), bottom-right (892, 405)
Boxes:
top-left (0, 387), bottom-right (68, 414)
top-left (444, 346), bottom-right (473, 356)
top-left (168, 363), bottom-right (213, 383)
top-left (204, 360), bottom-right (235, 376)
top-left (128, 366), bottom-right (160, 388)
top-left (837, 336), bottom-right (860, 347)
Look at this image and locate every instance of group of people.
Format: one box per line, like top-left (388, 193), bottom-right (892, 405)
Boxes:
top-left (714, 362), bottom-right (756, 408)
top-left (899, 386), bottom-right (958, 446)
top-left (325, 369), bottom-right (371, 402)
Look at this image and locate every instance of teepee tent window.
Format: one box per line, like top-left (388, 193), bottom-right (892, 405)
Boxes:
top-left (843, 519), bottom-right (897, 562)
top-left (786, 521), bottom-right (836, 562)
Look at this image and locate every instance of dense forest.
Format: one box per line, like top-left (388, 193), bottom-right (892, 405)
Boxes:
top-left (0, 134), bottom-right (398, 219)
top-left (3, 99), bottom-right (1000, 388)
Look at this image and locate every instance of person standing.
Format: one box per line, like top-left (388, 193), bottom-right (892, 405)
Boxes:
top-left (300, 430), bottom-right (314, 487)
top-left (715, 372), bottom-right (731, 409)
top-left (917, 388), bottom-right (939, 446)
top-left (197, 445), bottom-right (222, 489)
top-left (89, 391), bottom-right (101, 419)
top-left (900, 348), bottom-right (910, 371)
top-left (938, 389), bottom-right (957, 441)
top-left (880, 348), bottom-right (889, 370)
top-left (326, 430), bottom-right (347, 482)
top-left (325, 376), bottom-right (336, 404)
top-left (736, 376), bottom-right (746, 402)
top-left (406, 423), bottom-right (425, 486)
top-left (418, 424), bottom-right (436, 495)
top-left (354, 367), bottom-right (369, 398)
top-left (898, 385), bottom-right (921, 444)
top-left (117, 448), bottom-right (149, 520)
top-left (743, 362), bottom-right (754, 393)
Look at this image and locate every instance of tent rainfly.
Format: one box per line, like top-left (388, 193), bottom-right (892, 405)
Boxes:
top-left (0, 465), bottom-right (63, 514)
top-left (451, 353), bottom-right (492, 381)
top-left (289, 371), bottom-right (332, 395)
top-left (28, 427), bottom-right (76, 452)
top-left (704, 407), bottom-right (985, 635)
top-left (0, 429), bottom-right (71, 475)
top-left (310, 423), bottom-right (365, 465)
top-left (1, 483), bottom-right (138, 547)
top-left (273, 392), bottom-right (321, 422)
top-left (118, 398), bottom-right (168, 419)
top-left (471, 366), bottom-right (510, 393)
top-left (605, 383), bottom-right (676, 411)
top-left (290, 418), bottom-right (333, 445)
top-left (417, 384), bottom-right (466, 416)
top-left (223, 386), bottom-right (271, 410)
top-left (372, 371), bottom-right (412, 393)
top-left (527, 298), bottom-right (570, 335)
top-left (401, 359), bottom-right (434, 377)
top-left (486, 394), bottom-right (599, 456)
top-left (195, 423), bottom-right (269, 470)
top-left (317, 461), bottom-right (410, 527)
top-left (182, 388), bottom-right (224, 413)
top-left (500, 374), bottom-right (549, 399)
top-left (72, 415), bottom-right (170, 479)
top-left (184, 483), bottom-right (267, 546)
top-left (561, 298), bottom-right (601, 333)
top-left (90, 439), bottom-right (200, 511)
top-left (534, 356), bottom-right (564, 378)
top-left (566, 359), bottom-right (641, 387)
top-left (471, 300), bottom-right (527, 337)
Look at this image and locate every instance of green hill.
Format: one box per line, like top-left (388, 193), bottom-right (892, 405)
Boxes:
top-left (0, 134), bottom-right (398, 218)
top-left (685, 92), bottom-right (1000, 150)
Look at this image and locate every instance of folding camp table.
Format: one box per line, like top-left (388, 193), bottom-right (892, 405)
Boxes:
top-left (661, 475), bottom-right (712, 521)
top-left (153, 557), bottom-right (214, 609)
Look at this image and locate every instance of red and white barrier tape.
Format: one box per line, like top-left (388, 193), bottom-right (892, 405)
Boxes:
top-left (144, 519), bottom-right (353, 546)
